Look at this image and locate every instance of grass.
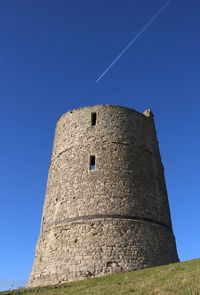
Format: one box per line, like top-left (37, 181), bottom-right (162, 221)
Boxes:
top-left (1, 259), bottom-right (200, 295)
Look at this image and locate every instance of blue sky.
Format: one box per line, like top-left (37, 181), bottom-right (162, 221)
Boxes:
top-left (0, 0), bottom-right (199, 291)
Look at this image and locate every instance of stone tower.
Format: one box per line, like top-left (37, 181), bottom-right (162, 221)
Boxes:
top-left (27, 105), bottom-right (179, 287)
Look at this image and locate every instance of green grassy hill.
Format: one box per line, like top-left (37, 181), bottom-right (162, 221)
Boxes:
top-left (1, 259), bottom-right (200, 295)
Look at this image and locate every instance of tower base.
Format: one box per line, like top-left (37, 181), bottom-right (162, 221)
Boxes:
top-left (27, 218), bottom-right (179, 287)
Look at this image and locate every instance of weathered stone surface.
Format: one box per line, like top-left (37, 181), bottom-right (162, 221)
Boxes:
top-left (27, 105), bottom-right (179, 287)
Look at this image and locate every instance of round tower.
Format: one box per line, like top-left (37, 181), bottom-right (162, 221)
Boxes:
top-left (27, 105), bottom-right (179, 287)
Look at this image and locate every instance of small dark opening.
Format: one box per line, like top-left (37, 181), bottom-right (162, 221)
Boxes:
top-left (90, 155), bottom-right (96, 170)
top-left (91, 112), bottom-right (96, 126)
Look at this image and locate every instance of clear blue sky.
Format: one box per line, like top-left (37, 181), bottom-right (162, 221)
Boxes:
top-left (0, 0), bottom-right (199, 291)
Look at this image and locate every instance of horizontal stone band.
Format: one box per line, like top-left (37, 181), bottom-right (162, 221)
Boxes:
top-left (43, 214), bottom-right (172, 232)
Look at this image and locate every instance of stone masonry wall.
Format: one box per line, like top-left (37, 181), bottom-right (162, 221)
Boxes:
top-left (27, 105), bottom-right (179, 287)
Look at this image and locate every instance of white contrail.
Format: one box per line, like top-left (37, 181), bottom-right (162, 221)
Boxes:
top-left (96, 0), bottom-right (171, 83)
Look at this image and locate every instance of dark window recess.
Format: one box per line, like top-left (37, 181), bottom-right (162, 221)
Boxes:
top-left (91, 112), bottom-right (96, 126)
top-left (90, 155), bottom-right (96, 170)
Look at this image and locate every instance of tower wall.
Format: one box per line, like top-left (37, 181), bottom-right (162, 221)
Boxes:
top-left (28, 105), bottom-right (179, 287)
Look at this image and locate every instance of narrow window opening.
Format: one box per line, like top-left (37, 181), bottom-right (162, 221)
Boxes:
top-left (90, 155), bottom-right (96, 170)
top-left (91, 112), bottom-right (96, 126)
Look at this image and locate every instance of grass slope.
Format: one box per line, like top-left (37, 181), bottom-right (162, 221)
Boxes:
top-left (1, 259), bottom-right (200, 295)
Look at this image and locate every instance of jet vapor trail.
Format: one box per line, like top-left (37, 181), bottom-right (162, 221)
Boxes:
top-left (96, 0), bottom-right (171, 83)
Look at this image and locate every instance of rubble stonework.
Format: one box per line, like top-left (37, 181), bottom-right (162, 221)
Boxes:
top-left (27, 105), bottom-right (179, 287)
